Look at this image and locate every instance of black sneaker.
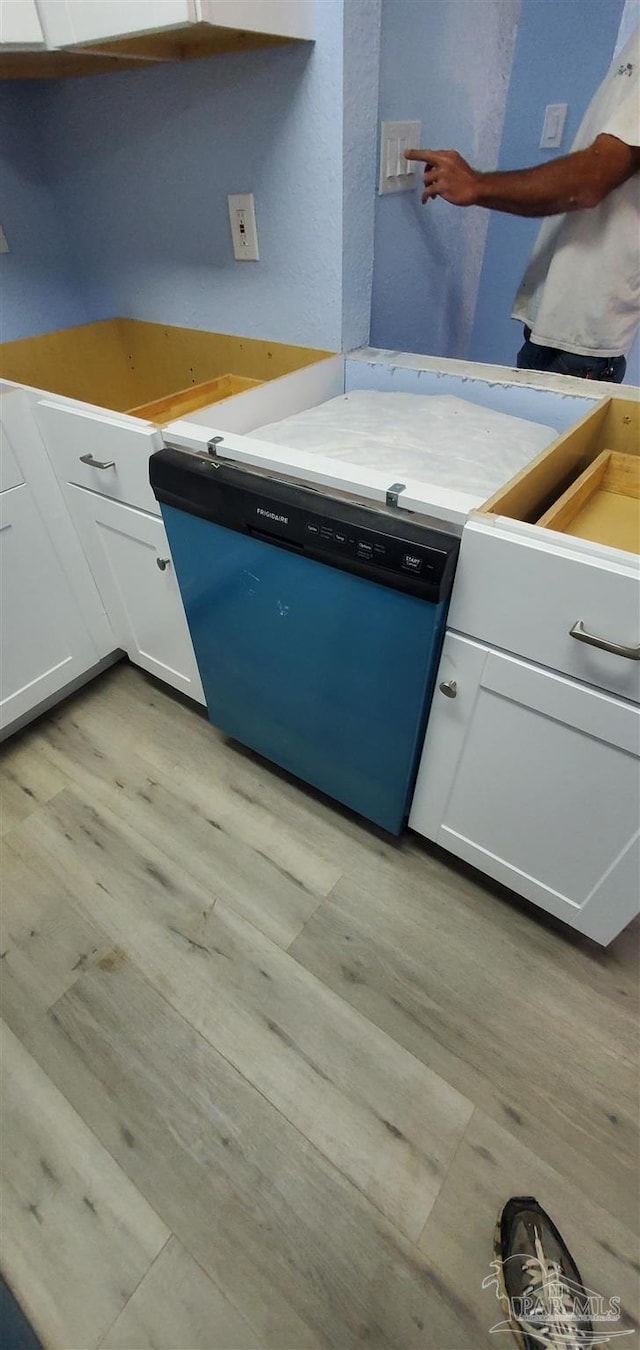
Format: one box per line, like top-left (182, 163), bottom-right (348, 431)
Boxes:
top-left (483, 1196), bottom-right (594, 1348)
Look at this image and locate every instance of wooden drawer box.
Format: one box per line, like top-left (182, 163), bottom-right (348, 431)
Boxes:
top-left (448, 398), bottom-right (640, 703)
top-left (483, 397), bottom-right (640, 550)
top-left (537, 449), bottom-right (639, 554)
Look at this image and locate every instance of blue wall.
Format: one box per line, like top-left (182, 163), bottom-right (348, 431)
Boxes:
top-left (44, 8), bottom-right (344, 349)
top-left (0, 83), bottom-right (92, 341)
top-left (1, 3), bottom-right (380, 353)
top-left (468, 0), bottom-right (625, 370)
top-left (369, 0), bottom-right (521, 358)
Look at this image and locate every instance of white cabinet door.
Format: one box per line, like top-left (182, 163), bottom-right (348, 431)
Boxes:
top-left (36, 0), bottom-right (196, 46)
top-left (0, 0), bottom-right (45, 47)
top-left (2, 387), bottom-right (115, 658)
top-left (0, 485), bottom-right (99, 732)
top-left (409, 633), bottom-right (640, 946)
top-left (68, 487), bottom-right (204, 704)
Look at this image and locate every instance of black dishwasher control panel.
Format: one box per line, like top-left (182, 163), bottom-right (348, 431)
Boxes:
top-left (150, 448), bottom-right (460, 603)
top-left (278, 508), bottom-right (447, 585)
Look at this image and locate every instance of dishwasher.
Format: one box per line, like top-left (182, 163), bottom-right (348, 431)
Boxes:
top-left (150, 447), bottom-right (459, 834)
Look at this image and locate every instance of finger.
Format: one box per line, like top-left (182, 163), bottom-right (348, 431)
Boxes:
top-left (404, 148), bottom-right (441, 165)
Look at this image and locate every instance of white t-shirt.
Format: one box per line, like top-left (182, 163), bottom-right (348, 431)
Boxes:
top-left (512, 28), bottom-right (640, 358)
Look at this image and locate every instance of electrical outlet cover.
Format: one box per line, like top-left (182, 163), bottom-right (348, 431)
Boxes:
top-left (227, 193), bottom-right (259, 261)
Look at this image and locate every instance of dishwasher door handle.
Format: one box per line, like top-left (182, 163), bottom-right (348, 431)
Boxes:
top-left (80, 453), bottom-right (116, 470)
top-left (569, 619), bottom-right (640, 661)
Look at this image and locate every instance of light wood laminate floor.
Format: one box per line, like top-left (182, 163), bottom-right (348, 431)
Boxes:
top-left (1, 663), bottom-right (638, 1350)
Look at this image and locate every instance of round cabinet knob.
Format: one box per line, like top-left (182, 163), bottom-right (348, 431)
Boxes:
top-left (156, 557), bottom-right (171, 571)
top-left (439, 679), bottom-right (457, 699)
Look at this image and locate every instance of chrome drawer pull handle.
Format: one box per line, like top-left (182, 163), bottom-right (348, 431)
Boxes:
top-left (439, 679), bottom-right (457, 698)
top-left (569, 620), bottom-right (640, 661)
top-left (156, 557), bottom-right (171, 571)
top-left (80, 453), bottom-right (115, 470)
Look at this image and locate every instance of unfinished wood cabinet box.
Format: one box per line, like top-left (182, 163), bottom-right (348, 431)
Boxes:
top-left (481, 396), bottom-right (640, 556)
top-left (0, 318), bottom-right (330, 426)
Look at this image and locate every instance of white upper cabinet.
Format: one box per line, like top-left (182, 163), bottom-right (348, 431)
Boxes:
top-left (199, 1), bottom-right (314, 40)
top-left (34, 0), bottom-right (313, 48)
top-left (37, 0), bottom-right (196, 47)
top-left (0, 0), bottom-right (45, 47)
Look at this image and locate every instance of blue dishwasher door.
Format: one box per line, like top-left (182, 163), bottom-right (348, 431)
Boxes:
top-left (162, 504), bottom-right (447, 833)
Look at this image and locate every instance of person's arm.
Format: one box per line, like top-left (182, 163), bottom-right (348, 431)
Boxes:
top-left (404, 134), bottom-right (640, 216)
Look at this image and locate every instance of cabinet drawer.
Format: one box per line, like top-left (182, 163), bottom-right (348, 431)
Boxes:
top-left (36, 400), bottom-right (161, 514)
top-left (448, 519), bottom-right (640, 703)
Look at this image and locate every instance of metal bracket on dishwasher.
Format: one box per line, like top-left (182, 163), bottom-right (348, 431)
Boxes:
top-left (386, 482), bottom-right (406, 508)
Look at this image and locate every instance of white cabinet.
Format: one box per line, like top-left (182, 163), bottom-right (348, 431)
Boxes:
top-left (34, 397), bottom-right (204, 703)
top-left (0, 385), bottom-right (114, 737)
top-left (0, 485), bottom-right (101, 733)
top-left (68, 486), bottom-right (204, 704)
top-left (36, 0), bottom-right (196, 47)
top-left (199, 1), bottom-right (314, 40)
top-left (0, 0), bottom-right (45, 47)
top-left (3, 388), bottom-right (115, 658)
top-left (410, 633), bottom-right (640, 946)
top-left (35, 0), bottom-right (313, 47)
top-left (0, 433), bottom-right (24, 493)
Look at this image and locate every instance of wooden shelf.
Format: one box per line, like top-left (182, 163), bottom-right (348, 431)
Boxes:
top-left (0, 22), bottom-right (295, 80)
top-left (537, 449), bottom-right (640, 555)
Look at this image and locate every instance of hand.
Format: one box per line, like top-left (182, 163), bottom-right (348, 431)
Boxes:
top-left (404, 148), bottom-right (481, 206)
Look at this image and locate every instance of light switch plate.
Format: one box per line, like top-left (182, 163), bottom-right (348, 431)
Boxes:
top-left (540, 103), bottom-right (568, 150)
top-left (0, 225), bottom-right (9, 254)
top-left (379, 120), bottom-right (421, 195)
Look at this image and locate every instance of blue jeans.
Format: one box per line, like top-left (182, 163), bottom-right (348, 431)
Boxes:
top-left (517, 329), bottom-right (626, 383)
